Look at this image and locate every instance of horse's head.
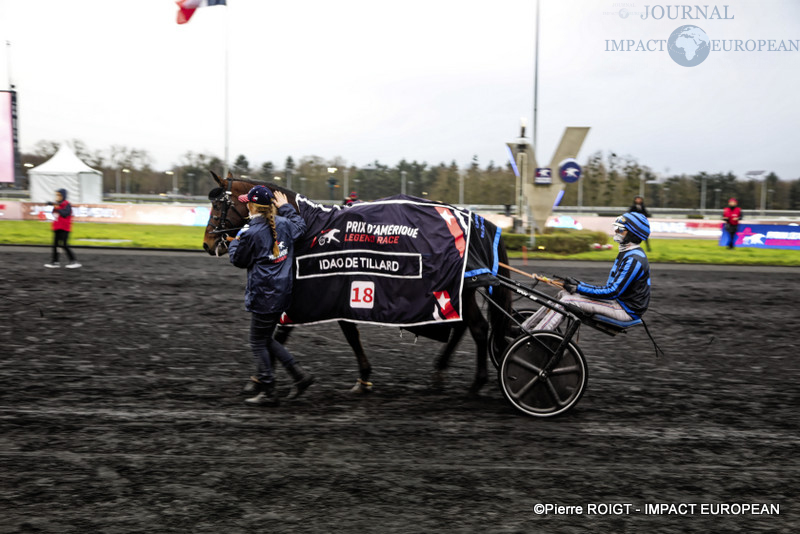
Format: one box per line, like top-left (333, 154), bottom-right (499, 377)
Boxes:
top-left (203, 171), bottom-right (250, 256)
top-left (202, 171), bottom-right (299, 256)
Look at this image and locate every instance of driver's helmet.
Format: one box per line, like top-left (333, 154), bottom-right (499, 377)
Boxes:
top-left (612, 212), bottom-right (650, 241)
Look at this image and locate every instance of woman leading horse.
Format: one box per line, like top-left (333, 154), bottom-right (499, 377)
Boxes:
top-left (203, 172), bottom-right (511, 397)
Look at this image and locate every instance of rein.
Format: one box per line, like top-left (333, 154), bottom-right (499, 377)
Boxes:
top-left (208, 179), bottom-right (248, 237)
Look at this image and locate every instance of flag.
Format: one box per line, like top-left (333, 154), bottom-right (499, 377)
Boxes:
top-left (176, 0), bottom-right (226, 25)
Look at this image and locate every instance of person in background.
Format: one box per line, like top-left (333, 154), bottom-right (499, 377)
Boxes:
top-left (523, 212), bottom-right (651, 332)
top-left (628, 195), bottom-right (652, 251)
top-left (343, 191), bottom-right (359, 206)
top-left (44, 188), bottom-right (81, 269)
top-left (227, 185), bottom-right (314, 406)
top-left (722, 198), bottom-right (741, 249)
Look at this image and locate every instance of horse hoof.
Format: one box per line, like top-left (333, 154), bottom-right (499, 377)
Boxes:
top-left (467, 379), bottom-right (487, 399)
top-left (350, 379), bottom-right (373, 394)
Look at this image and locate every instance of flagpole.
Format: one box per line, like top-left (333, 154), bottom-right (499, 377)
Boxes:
top-left (532, 0), bottom-right (540, 157)
top-left (5, 40), bottom-right (13, 90)
top-left (223, 2), bottom-right (230, 178)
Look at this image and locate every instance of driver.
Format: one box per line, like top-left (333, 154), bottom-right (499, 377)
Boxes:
top-left (524, 212), bottom-right (651, 331)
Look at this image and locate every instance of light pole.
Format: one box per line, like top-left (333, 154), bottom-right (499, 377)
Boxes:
top-left (327, 167), bottom-right (338, 201)
top-left (515, 118), bottom-right (528, 233)
top-left (663, 186), bottom-right (670, 208)
top-left (122, 168), bottom-right (131, 194)
top-left (343, 168), bottom-right (350, 198)
top-left (700, 174), bottom-right (708, 215)
top-left (401, 170), bottom-right (407, 196)
top-left (746, 170), bottom-right (766, 216)
top-left (186, 172), bottom-right (195, 196)
top-left (166, 170), bottom-right (177, 195)
top-left (714, 188), bottom-right (721, 210)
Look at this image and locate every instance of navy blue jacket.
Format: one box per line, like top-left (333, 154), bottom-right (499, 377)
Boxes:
top-left (228, 205), bottom-right (306, 314)
top-left (576, 247), bottom-right (650, 318)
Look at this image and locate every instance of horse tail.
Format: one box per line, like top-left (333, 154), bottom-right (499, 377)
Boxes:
top-left (488, 237), bottom-right (512, 352)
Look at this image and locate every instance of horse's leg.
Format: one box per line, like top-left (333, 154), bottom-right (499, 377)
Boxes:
top-left (432, 323), bottom-right (468, 389)
top-left (338, 321), bottom-right (373, 393)
top-left (463, 290), bottom-right (490, 397)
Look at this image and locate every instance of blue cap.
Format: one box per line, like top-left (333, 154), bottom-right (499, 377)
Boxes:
top-left (245, 185), bottom-right (274, 205)
top-left (614, 212), bottom-right (650, 241)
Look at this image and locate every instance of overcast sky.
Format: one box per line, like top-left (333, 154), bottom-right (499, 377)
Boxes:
top-left (1, 0), bottom-right (799, 180)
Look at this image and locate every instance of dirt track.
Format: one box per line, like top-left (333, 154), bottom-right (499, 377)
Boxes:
top-left (1, 246), bottom-right (797, 533)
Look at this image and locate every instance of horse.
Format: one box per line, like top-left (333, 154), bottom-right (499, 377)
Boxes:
top-left (202, 172), bottom-right (511, 396)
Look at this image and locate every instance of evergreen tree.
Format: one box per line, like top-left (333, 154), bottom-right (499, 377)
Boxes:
top-left (260, 161), bottom-right (275, 181)
top-left (789, 179), bottom-right (800, 209)
top-left (233, 155), bottom-right (250, 175)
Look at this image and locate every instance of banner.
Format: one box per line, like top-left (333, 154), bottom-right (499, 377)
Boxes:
top-left (562, 216), bottom-right (726, 239)
top-left (283, 195), bottom-right (499, 327)
top-left (719, 224), bottom-right (800, 250)
top-left (12, 201), bottom-right (210, 226)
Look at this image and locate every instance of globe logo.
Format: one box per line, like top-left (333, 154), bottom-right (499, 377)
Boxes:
top-left (668, 25), bottom-right (711, 67)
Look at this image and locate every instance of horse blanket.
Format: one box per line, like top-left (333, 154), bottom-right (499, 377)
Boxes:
top-left (281, 195), bottom-right (501, 327)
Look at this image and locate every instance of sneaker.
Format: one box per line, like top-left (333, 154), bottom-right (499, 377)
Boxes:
top-left (244, 390), bottom-right (280, 407)
top-left (66, 262), bottom-right (82, 269)
top-left (240, 376), bottom-right (261, 395)
top-left (44, 263), bottom-right (60, 268)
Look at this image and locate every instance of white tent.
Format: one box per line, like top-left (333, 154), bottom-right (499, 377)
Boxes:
top-left (29, 144), bottom-right (103, 203)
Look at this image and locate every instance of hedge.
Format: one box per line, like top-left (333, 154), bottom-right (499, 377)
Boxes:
top-left (501, 229), bottom-right (610, 254)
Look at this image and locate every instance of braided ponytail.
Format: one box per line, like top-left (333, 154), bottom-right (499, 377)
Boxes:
top-left (266, 206), bottom-right (280, 257)
top-left (253, 204), bottom-right (281, 257)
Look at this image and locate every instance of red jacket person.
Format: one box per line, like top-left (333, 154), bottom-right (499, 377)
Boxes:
top-left (45, 188), bottom-right (81, 269)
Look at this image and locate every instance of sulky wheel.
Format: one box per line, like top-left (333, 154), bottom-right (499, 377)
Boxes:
top-left (498, 331), bottom-right (588, 417)
top-left (488, 308), bottom-right (537, 369)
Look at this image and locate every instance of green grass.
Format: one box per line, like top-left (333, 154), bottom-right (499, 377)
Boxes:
top-left (2, 220), bottom-right (799, 265)
top-left (510, 238), bottom-right (800, 266)
top-left (0, 220), bottom-right (206, 250)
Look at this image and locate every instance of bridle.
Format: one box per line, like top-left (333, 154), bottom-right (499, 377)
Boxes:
top-left (207, 180), bottom-right (248, 244)
top-left (206, 177), bottom-right (298, 255)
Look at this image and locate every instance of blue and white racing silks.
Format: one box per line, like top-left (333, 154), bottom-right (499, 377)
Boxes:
top-left (576, 248), bottom-right (651, 318)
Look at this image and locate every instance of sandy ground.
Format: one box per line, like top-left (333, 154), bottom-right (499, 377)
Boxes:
top-left (1, 246), bottom-right (797, 533)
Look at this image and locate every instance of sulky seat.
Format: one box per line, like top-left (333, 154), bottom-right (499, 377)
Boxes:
top-left (586, 315), bottom-right (642, 336)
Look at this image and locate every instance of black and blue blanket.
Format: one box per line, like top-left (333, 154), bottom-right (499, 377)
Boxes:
top-left (282, 195), bottom-right (501, 327)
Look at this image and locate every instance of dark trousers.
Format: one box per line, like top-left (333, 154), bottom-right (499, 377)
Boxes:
top-left (249, 312), bottom-right (296, 384)
top-left (726, 224), bottom-right (738, 248)
top-left (52, 230), bottom-right (76, 263)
